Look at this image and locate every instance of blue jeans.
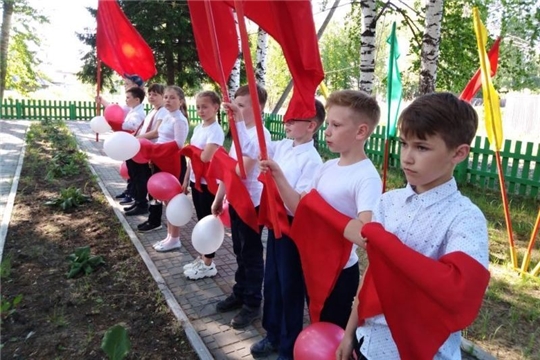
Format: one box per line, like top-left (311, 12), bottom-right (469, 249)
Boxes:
top-left (262, 226), bottom-right (305, 358)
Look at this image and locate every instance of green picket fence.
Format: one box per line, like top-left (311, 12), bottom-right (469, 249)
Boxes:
top-left (2, 98), bottom-right (539, 198)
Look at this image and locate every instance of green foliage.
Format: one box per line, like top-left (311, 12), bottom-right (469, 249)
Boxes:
top-left (45, 186), bottom-right (91, 211)
top-left (265, 38), bottom-right (290, 110)
top-left (101, 324), bottom-right (131, 360)
top-left (1, 294), bottom-right (23, 321)
top-left (66, 246), bottom-right (105, 279)
top-left (0, 256), bottom-right (12, 279)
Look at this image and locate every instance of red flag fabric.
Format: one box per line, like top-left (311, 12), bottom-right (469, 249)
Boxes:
top-left (460, 37), bottom-right (501, 102)
top-left (257, 173), bottom-right (290, 234)
top-left (180, 145), bottom-right (219, 195)
top-left (223, 0), bottom-right (324, 121)
top-left (148, 142), bottom-right (182, 179)
top-left (207, 147), bottom-right (259, 232)
top-left (96, 0), bottom-right (157, 80)
top-left (357, 222), bottom-right (490, 360)
top-left (187, 0), bottom-right (239, 87)
top-left (289, 190), bottom-right (352, 322)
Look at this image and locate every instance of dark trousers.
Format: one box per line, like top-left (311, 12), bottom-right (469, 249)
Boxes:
top-left (126, 159), bottom-right (151, 206)
top-left (263, 226), bottom-right (305, 358)
top-left (190, 181), bottom-right (216, 259)
top-left (319, 262), bottom-right (360, 329)
top-left (229, 205), bottom-right (264, 309)
top-left (353, 337), bottom-right (368, 360)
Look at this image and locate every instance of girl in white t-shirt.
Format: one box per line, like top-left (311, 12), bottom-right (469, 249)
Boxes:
top-left (152, 86), bottom-right (190, 252)
top-left (182, 91), bottom-right (225, 279)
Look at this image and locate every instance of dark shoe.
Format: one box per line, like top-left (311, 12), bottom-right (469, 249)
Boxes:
top-left (231, 305), bottom-right (260, 329)
top-left (216, 294), bottom-right (243, 313)
top-left (119, 196), bottom-right (134, 205)
top-left (276, 356), bottom-right (293, 360)
top-left (137, 222), bottom-right (162, 233)
top-left (125, 206), bottom-right (148, 216)
top-left (250, 337), bottom-right (278, 358)
top-left (124, 203), bottom-right (137, 212)
top-left (115, 191), bottom-right (128, 199)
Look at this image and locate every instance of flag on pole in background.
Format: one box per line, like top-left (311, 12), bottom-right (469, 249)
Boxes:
top-left (473, 8), bottom-right (503, 150)
top-left (96, 0), bottom-right (156, 80)
top-left (386, 22), bottom-right (402, 138)
top-left (460, 37), bottom-right (501, 102)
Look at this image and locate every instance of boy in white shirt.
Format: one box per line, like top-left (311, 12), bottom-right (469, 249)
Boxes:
top-left (211, 85), bottom-right (271, 329)
top-left (336, 92), bottom-right (490, 360)
top-left (261, 90), bottom-right (382, 330)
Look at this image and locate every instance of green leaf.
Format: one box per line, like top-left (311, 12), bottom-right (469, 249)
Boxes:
top-left (12, 295), bottom-right (23, 307)
top-left (101, 325), bottom-right (131, 360)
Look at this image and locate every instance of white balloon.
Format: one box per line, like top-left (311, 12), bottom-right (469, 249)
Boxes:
top-left (191, 215), bottom-right (224, 255)
top-left (103, 132), bottom-right (141, 161)
top-left (90, 115), bottom-right (112, 134)
top-left (166, 194), bottom-right (193, 226)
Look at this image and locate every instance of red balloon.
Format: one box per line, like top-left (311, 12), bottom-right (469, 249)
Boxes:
top-left (104, 104), bottom-right (125, 132)
top-left (294, 322), bottom-right (345, 360)
top-left (147, 172), bottom-right (183, 202)
top-left (119, 161), bottom-right (129, 180)
top-left (219, 201), bottom-right (231, 228)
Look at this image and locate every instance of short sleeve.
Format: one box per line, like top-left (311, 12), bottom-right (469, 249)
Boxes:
top-left (294, 160), bottom-right (322, 193)
top-left (354, 175), bottom-right (382, 216)
top-left (207, 124), bottom-right (225, 146)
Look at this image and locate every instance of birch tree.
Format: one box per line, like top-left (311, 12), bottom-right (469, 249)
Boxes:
top-left (255, 27), bottom-right (268, 88)
top-left (359, 0), bottom-right (378, 94)
top-left (419, 0), bottom-right (444, 94)
top-left (227, 11), bottom-right (241, 100)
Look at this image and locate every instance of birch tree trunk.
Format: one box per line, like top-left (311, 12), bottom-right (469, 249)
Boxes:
top-left (0, 0), bottom-right (15, 103)
top-left (419, 0), bottom-right (444, 94)
top-left (255, 27), bottom-right (268, 88)
top-left (227, 11), bottom-right (241, 100)
top-left (359, 0), bottom-right (377, 95)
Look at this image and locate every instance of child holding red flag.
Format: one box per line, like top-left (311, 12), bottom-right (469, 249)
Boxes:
top-left (336, 92), bottom-right (490, 360)
top-left (260, 90), bottom-right (382, 331)
top-left (181, 91), bottom-right (225, 279)
top-left (211, 84), bottom-right (271, 329)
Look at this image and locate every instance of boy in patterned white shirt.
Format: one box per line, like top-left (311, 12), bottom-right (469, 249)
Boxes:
top-left (337, 92), bottom-right (490, 360)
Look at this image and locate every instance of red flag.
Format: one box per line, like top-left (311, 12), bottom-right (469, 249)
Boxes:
top-left (289, 190), bottom-right (353, 322)
top-left (224, 0), bottom-right (324, 121)
top-left (257, 173), bottom-right (290, 234)
top-left (460, 37), bottom-right (501, 102)
top-left (149, 142), bottom-right (182, 179)
top-left (96, 0), bottom-right (157, 80)
top-left (358, 223), bottom-right (490, 360)
top-left (207, 148), bottom-right (259, 232)
top-left (180, 145), bottom-right (219, 195)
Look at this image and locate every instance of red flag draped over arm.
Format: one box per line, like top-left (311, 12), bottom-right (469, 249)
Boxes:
top-left (180, 145), bottom-right (219, 195)
top-left (460, 37), bottom-right (501, 102)
top-left (357, 223), bottom-right (490, 360)
top-left (224, 0), bottom-right (324, 121)
top-left (96, 0), bottom-right (157, 80)
top-left (289, 190), bottom-right (353, 322)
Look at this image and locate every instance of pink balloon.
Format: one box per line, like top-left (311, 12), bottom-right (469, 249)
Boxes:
top-left (104, 104), bottom-right (125, 132)
top-left (294, 322), bottom-right (345, 360)
top-left (147, 172), bottom-right (182, 202)
top-left (219, 201), bottom-right (231, 228)
top-left (119, 162), bottom-right (129, 180)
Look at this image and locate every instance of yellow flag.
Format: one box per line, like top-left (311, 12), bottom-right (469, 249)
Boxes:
top-left (473, 8), bottom-right (503, 150)
top-left (319, 82), bottom-right (330, 100)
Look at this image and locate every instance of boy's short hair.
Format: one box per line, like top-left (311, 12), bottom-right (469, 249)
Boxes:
top-left (398, 92), bottom-right (478, 149)
top-left (126, 86), bottom-right (146, 103)
top-left (147, 83), bottom-right (165, 95)
top-left (235, 84), bottom-right (268, 109)
top-left (326, 90), bottom-right (380, 130)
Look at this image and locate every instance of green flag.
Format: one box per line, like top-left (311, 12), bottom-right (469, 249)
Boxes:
top-left (386, 22), bottom-right (402, 138)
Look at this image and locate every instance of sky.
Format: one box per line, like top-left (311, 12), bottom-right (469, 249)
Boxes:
top-left (28, 0), bottom-right (350, 77)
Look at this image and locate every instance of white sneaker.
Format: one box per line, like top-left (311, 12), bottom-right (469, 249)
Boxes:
top-left (154, 239), bottom-right (182, 252)
top-left (184, 261), bottom-right (217, 280)
top-left (183, 257), bottom-right (202, 271)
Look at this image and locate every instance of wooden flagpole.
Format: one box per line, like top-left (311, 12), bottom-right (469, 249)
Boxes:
top-left (520, 208), bottom-right (540, 277)
top-left (95, 59), bottom-right (102, 142)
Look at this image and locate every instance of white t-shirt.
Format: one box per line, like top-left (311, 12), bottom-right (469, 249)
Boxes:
top-left (312, 158), bottom-right (382, 268)
top-left (122, 103), bottom-right (145, 131)
top-left (270, 139), bottom-right (322, 215)
top-left (356, 178), bottom-right (489, 359)
top-left (156, 109), bottom-right (189, 147)
top-left (229, 123), bottom-right (272, 207)
top-left (189, 121), bottom-right (225, 184)
top-left (138, 106), bottom-right (168, 141)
